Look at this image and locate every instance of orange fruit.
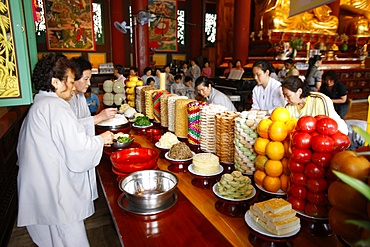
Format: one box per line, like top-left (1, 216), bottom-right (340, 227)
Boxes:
top-left (264, 159), bottom-right (283, 177)
top-left (254, 137), bottom-right (270, 156)
top-left (268, 121), bottom-right (288, 142)
top-left (254, 169), bottom-right (267, 186)
top-left (257, 118), bottom-right (273, 138)
top-left (265, 141), bottom-right (285, 160)
top-left (263, 176), bottom-right (281, 193)
top-left (270, 107), bottom-right (291, 123)
top-left (281, 157), bottom-right (290, 175)
top-left (286, 118), bottom-right (298, 134)
top-left (255, 155), bottom-right (269, 170)
top-left (280, 174), bottom-right (290, 192)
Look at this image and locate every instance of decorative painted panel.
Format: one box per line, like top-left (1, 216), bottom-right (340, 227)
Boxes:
top-left (0, 0), bottom-right (33, 107)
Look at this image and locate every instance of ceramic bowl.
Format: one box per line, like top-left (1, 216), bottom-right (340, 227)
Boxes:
top-left (110, 148), bottom-right (159, 173)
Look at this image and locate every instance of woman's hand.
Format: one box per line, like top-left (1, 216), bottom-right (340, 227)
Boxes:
top-left (100, 131), bottom-right (114, 146)
top-left (94, 108), bottom-right (117, 125)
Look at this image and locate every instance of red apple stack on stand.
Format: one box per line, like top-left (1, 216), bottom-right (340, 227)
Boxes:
top-left (287, 115), bottom-right (350, 218)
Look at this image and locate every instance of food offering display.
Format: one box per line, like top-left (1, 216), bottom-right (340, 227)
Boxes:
top-left (155, 132), bottom-right (180, 158)
top-left (233, 111), bottom-right (266, 175)
top-left (215, 111), bottom-right (240, 172)
top-left (168, 96), bottom-right (188, 133)
top-left (246, 198), bottom-right (300, 246)
top-left (164, 142), bottom-right (194, 173)
top-left (136, 86), bottom-right (156, 114)
top-left (125, 75), bottom-right (144, 107)
top-left (213, 171), bottom-right (256, 217)
top-left (328, 149), bottom-right (370, 244)
top-left (200, 104), bottom-right (228, 153)
top-left (112, 133), bottom-right (134, 149)
top-left (287, 115), bottom-right (351, 236)
top-left (160, 93), bottom-right (177, 131)
top-left (175, 99), bottom-right (197, 139)
top-left (187, 101), bottom-right (208, 152)
top-left (253, 107), bottom-right (296, 198)
top-left (152, 90), bottom-right (169, 123)
top-left (188, 153), bottom-right (224, 189)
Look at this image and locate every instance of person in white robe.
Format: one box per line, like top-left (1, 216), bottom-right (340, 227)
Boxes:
top-left (195, 76), bottom-right (237, 112)
top-left (69, 56), bottom-right (117, 136)
top-left (251, 60), bottom-right (287, 114)
top-left (17, 54), bottom-right (114, 246)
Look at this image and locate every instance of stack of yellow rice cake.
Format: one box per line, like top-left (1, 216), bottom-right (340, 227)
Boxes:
top-left (248, 198), bottom-right (300, 236)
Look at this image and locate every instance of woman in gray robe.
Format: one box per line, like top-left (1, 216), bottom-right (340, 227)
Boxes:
top-left (17, 54), bottom-right (114, 246)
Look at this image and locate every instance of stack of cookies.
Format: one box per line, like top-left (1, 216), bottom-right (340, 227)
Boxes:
top-left (215, 111), bottom-right (240, 163)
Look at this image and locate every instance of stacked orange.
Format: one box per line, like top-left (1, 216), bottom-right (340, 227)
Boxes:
top-left (254, 107), bottom-right (296, 193)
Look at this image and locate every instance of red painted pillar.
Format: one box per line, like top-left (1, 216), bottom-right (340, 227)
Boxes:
top-left (233, 0), bottom-right (251, 63)
top-left (189, 0), bottom-right (202, 60)
top-left (110, 0), bottom-right (125, 65)
top-left (132, 0), bottom-right (150, 76)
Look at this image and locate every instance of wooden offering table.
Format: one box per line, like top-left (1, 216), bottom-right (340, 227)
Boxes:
top-left (97, 134), bottom-right (342, 247)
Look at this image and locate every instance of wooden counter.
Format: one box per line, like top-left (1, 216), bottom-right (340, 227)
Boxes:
top-left (97, 133), bottom-right (342, 247)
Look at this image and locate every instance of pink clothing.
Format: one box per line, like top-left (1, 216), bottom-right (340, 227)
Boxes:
top-left (201, 67), bottom-right (212, 78)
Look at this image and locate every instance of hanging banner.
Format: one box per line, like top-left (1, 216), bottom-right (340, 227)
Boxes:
top-left (148, 0), bottom-right (178, 52)
top-left (289, 0), bottom-right (336, 17)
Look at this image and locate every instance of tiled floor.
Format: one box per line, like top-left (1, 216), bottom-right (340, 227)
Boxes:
top-left (6, 101), bottom-right (369, 247)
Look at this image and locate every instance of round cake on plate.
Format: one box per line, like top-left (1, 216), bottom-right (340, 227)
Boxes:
top-left (192, 153), bottom-right (219, 175)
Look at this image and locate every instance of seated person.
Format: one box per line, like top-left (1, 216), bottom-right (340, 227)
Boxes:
top-left (171, 74), bottom-right (184, 95)
top-left (284, 59), bottom-right (300, 78)
top-left (320, 70), bottom-right (350, 119)
top-left (223, 61), bottom-right (234, 77)
top-left (281, 76), bottom-right (348, 135)
top-left (195, 76), bottom-right (236, 111)
top-left (84, 87), bottom-right (100, 116)
top-left (146, 77), bottom-right (155, 87)
top-left (184, 76), bottom-right (195, 99)
top-left (251, 60), bottom-right (286, 114)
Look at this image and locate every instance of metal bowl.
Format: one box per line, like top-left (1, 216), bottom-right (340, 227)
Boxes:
top-left (112, 138), bottom-right (134, 149)
top-left (119, 170), bottom-right (178, 209)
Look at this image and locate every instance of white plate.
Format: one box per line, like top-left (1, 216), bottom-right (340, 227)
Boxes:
top-left (132, 123), bottom-right (153, 128)
top-left (212, 183), bottom-right (256, 202)
top-left (255, 183), bottom-right (286, 196)
top-left (188, 164), bottom-right (224, 177)
top-left (165, 151), bottom-right (195, 162)
top-left (154, 142), bottom-right (171, 150)
top-left (244, 210), bottom-right (300, 238)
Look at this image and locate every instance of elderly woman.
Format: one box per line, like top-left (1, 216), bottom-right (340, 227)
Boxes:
top-left (251, 60), bottom-right (286, 113)
top-left (69, 56), bottom-right (117, 135)
top-left (281, 76), bottom-right (348, 134)
top-left (195, 76), bottom-right (236, 111)
top-left (320, 70), bottom-right (350, 119)
top-left (17, 53), bottom-right (114, 246)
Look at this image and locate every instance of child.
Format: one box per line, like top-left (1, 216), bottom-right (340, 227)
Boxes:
top-left (84, 87), bottom-right (100, 115)
top-left (184, 76), bottom-right (195, 99)
top-left (171, 74), bottom-right (184, 95)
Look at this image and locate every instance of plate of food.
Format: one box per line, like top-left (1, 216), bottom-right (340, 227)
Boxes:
top-left (255, 183), bottom-right (286, 196)
top-left (188, 164), bottom-right (224, 177)
top-left (213, 183), bottom-right (256, 202)
top-left (245, 210), bottom-right (300, 238)
top-left (164, 142), bottom-right (194, 162)
top-left (112, 133), bottom-right (134, 149)
top-left (132, 116), bottom-right (152, 128)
